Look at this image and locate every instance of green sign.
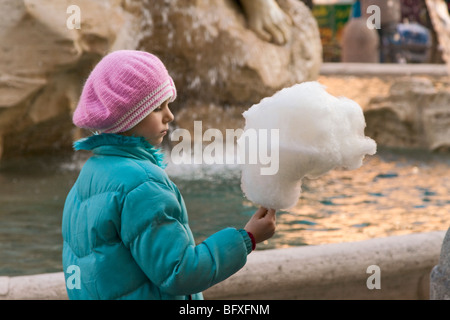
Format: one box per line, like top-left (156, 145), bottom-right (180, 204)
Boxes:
top-left (312, 4), bottom-right (353, 61)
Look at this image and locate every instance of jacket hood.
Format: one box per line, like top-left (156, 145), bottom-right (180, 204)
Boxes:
top-left (74, 133), bottom-right (167, 169)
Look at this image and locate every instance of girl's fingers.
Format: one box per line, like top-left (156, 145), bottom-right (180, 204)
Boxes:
top-left (255, 207), bottom-right (269, 218)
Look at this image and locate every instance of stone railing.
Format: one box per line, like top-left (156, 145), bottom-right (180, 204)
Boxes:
top-left (0, 231), bottom-right (445, 300)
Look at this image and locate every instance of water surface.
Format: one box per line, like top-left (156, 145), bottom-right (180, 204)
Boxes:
top-left (0, 147), bottom-right (448, 276)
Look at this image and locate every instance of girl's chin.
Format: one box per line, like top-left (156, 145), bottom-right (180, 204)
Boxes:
top-left (146, 137), bottom-right (163, 146)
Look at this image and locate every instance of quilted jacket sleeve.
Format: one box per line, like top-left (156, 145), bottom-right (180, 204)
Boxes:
top-left (120, 180), bottom-right (251, 296)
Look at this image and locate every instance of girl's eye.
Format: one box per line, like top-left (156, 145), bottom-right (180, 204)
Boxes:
top-left (154, 100), bottom-right (170, 112)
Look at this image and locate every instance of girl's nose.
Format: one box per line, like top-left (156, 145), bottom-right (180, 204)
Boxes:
top-left (164, 107), bottom-right (175, 123)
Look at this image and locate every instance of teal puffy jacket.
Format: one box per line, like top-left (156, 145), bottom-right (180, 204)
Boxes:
top-left (62, 134), bottom-right (252, 300)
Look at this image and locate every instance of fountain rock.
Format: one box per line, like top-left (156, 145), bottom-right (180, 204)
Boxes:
top-left (0, 0), bottom-right (321, 158)
top-left (0, 0), bottom-right (139, 157)
top-left (364, 77), bottom-right (450, 151)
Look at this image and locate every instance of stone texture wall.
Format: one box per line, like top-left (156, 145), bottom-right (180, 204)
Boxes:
top-left (0, 0), bottom-right (140, 157)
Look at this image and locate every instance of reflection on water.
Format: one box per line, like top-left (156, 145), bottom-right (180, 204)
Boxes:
top-left (278, 150), bottom-right (450, 247)
top-left (0, 148), bottom-right (449, 276)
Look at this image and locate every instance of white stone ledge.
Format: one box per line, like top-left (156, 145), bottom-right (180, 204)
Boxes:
top-left (0, 272), bottom-right (66, 300)
top-left (320, 63), bottom-right (449, 76)
top-left (204, 230), bottom-right (446, 300)
top-left (0, 231), bottom-right (446, 300)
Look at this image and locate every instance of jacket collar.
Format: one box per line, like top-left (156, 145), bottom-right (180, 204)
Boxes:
top-left (73, 133), bottom-right (167, 169)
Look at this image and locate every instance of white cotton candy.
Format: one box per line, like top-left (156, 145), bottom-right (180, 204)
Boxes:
top-left (238, 81), bottom-right (377, 210)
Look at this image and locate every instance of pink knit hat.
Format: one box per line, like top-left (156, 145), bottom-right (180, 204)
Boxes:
top-left (73, 50), bottom-right (177, 133)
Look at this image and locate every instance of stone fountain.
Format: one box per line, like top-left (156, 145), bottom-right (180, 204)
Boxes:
top-left (0, 0), bottom-right (321, 158)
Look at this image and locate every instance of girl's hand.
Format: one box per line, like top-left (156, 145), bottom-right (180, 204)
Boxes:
top-left (244, 207), bottom-right (276, 243)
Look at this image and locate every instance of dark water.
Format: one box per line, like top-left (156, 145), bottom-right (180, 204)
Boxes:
top-left (0, 155), bottom-right (76, 276)
top-left (0, 148), bottom-right (449, 276)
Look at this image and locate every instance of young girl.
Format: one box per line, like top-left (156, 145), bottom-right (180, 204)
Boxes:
top-left (62, 50), bottom-right (276, 300)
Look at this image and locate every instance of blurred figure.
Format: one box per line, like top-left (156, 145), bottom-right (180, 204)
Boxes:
top-left (391, 22), bottom-right (431, 63)
top-left (401, 0), bottom-right (441, 63)
top-left (341, 0), bottom-right (432, 63)
top-left (340, 0), bottom-right (381, 62)
top-left (341, 17), bottom-right (380, 62)
top-left (361, 0), bottom-right (401, 62)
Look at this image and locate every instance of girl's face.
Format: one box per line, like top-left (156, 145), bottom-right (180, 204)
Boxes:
top-left (123, 99), bottom-right (174, 146)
